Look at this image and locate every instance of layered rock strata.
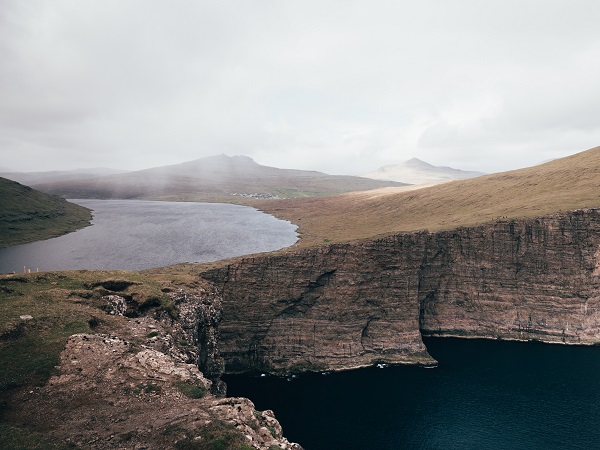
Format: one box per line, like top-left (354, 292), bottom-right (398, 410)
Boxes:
top-left (201, 209), bottom-right (600, 373)
top-left (202, 234), bottom-right (438, 373)
top-left (418, 209), bottom-right (600, 343)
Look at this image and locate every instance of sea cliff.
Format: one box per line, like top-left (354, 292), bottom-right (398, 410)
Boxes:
top-left (201, 209), bottom-right (600, 373)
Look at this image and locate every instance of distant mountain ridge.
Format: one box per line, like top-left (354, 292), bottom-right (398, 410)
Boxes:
top-left (0, 167), bottom-right (128, 187)
top-left (362, 158), bottom-right (485, 184)
top-left (33, 154), bottom-right (407, 201)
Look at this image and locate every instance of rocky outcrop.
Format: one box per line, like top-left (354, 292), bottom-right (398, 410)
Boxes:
top-left (167, 288), bottom-right (226, 394)
top-left (201, 209), bottom-right (600, 373)
top-left (1, 273), bottom-right (303, 449)
top-left (104, 286), bottom-right (227, 394)
top-left (19, 331), bottom-right (301, 450)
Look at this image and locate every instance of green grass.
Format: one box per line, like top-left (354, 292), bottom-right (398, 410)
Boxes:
top-left (0, 423), bottom-right (76, 450)
top-left (0, 274), bottom-right (99, 449)
top-left (0, 278), bottom-right (93, 392)
top-left (0, 177), bottom-right (92, 248)
top-left (0, 269), bottom-right (205, 449)
top-left (175, 380), bottom-right (207, 399)
top-left (174, 421), bottom-right (254, 450)
top-left (0, 270), bottom-right (178, 393)
top-left (0, 268), bottom-right (273, 450)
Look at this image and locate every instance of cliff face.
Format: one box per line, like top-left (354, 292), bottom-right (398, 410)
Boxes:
top-left (201, 209), bottom-right (600, 373)
top-left (418, 209), bottom-right (600, 343)
top-left (170, 289), bottom-right (226, 394)
top-left (201, 237), bottom-right (434, 373)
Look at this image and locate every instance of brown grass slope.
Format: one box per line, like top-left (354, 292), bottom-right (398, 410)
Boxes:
top-left (258, 145), bottom-right (600, 247)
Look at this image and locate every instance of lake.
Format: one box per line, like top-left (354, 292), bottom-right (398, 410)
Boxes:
top-left (224, 337), bottom-right (600, 450)
top-left (0, 199), bottom-right (298, 272)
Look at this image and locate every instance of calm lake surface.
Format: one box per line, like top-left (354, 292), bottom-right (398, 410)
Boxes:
top-left (0, 199), bottom-right (297, 272)
top-left (225, 338), bottom-right (600, 450)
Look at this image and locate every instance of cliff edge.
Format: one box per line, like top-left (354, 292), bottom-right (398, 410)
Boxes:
top-left (0, 271), bottom-right (301, 450)
top-left (200, 209), bottom-right (600, 374)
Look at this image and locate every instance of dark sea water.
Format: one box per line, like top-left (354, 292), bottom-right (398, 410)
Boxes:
top-left (0, 199), bottom-right (297, 272)
top-left (224, 338), bottom-right (600, 450)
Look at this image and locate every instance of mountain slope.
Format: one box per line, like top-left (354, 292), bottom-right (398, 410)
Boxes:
top-left (0, 177), bottom-right (92, 248)
top-left (258, 145), bottom-right (600, 247)
top-left (34, 154), bottom-right (407, 201)
top-left (362, 157), bottom-right (485, 184)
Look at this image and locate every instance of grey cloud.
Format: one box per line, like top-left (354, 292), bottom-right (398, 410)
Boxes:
top-left (1, 0), bottom-right (600, 174)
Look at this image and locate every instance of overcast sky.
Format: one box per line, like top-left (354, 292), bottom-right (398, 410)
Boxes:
top-left (2, 1), bottom-right (600, 175)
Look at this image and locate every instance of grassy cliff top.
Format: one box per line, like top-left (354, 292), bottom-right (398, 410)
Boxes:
top-left (0, 177), bottom-right (92, 247)
top-left (255, 145), bottom-right (600, 247)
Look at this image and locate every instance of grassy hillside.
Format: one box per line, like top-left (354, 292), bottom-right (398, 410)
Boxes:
top-left (0, 177), bottom-right (92, 247)
top-left (0, 270), bottom-right (178, 393)
top-left (0, 269), bottom-right (200, 448)
top-left (33, 154), bottom-right (407, 202)
top-left (256, 145), bottom-right (600, 247)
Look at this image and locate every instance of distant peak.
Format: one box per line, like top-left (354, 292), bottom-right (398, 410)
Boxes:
top-left (231, 155), bottom-right (257, 164)
top-left (211, 154), bottom-right (255, 161)
top-left (209, 153), bottom-right (231, 160)
top-left (403, 158), bottom-right (435, 168)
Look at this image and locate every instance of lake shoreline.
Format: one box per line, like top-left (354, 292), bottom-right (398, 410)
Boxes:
top-left (0, 199), bottom-right (298, 273)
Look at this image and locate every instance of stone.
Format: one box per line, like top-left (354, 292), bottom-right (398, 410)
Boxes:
top-left (103, 295), bottom-right (127, 316)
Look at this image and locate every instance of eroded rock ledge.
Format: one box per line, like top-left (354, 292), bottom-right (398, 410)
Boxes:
top-left (200, 209), bottom-right (600, 374)
top-left (8, 286), bottom-right (302, 450)
top-left (40, 333), bottom-right (300, 450)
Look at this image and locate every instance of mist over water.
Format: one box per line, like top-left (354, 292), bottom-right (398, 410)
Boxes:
top-left (0, 199), bottom-right (298, 272)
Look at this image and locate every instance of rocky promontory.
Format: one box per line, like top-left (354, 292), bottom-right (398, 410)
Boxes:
top-left (25, 331), bottom-right (301, 450)
top-left (200, 208), bottom-right (600, 373)
top-left (1, 272), bottom-right (302, 450)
